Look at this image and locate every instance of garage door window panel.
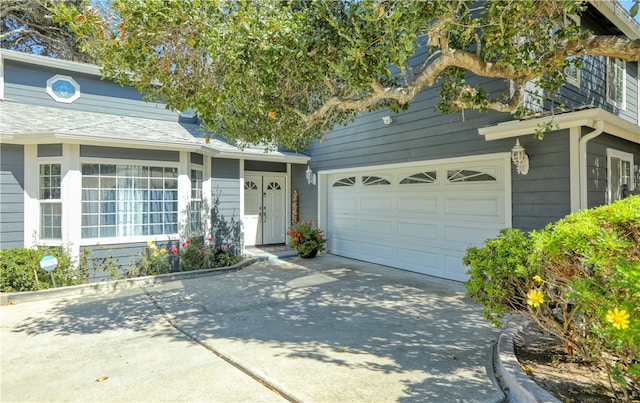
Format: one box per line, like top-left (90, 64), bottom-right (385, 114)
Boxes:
top-left (400, 171), bottom-right (437, 184)
top-left (332, 177), bottom-right (356, 187)
top-left (447, 169), bottom-right (497, 183)
top-left (362, 176), bottom-right (391, 186)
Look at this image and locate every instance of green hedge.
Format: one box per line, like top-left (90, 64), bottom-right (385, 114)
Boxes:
top-left (0, 245), bottom-right (86, 292)
top-left (464, 196), bottom-right (640, 400)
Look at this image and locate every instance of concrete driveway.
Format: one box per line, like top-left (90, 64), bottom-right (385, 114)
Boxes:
top-left (1, 255), bottom-right (504, 402)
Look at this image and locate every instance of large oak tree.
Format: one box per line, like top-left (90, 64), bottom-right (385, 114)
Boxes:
top-left (53, 0), bottom-right (640, 149)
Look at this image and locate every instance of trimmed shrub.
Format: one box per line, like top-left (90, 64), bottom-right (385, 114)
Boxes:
top-left (465, 196), bottom-right (640, 400)
top-left (0, 245), bottom-right (84, 292)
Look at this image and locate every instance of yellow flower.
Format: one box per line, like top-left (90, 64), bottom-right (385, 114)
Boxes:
top-left (160, 248), bottom-right (167, 255)
top-left (605, 308), bottom-right (630, 330)
top-left (526, 290), bottom-right (544, 308)
top-left (153, 248), bottom-right (159, 258)
top-left (147, 240), bottom-right (154, 247)
top-left (532, 275), bottom-right (542, 284)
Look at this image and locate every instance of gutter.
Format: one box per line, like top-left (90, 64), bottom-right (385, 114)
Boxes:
top-left (578, 120), bottom-right (604, 209)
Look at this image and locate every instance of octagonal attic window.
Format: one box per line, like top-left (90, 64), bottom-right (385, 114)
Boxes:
top-left (46, 75), bottom-right (80, 103)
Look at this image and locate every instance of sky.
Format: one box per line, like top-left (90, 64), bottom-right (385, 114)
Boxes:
top-left (619, 0), bottom-right (640, 22)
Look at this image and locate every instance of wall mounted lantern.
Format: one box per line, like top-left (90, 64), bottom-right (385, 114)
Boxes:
top-left (305, 165), bottom-right (317, 185)
top-left (511, 139), bottom-right (529, 175)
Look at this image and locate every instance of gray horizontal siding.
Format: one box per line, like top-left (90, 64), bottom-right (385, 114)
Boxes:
top-left (3, 60), bottom-right (178, 121)
top-left (507, 133), bottom-right (571, 233)
top-left (557, 57), bottom-right (638, 125)
top-left (80, 145), bottom-right (179, 162)
top-left (306, 78), bottom-right (513, 170)
top-left (38, 144), bottom-right (63, 157)
top-left (0, 144), bottom-right (25, 249)
top-left (211, 158), bottom-right (242, 252)
top-left (292, 165), bottom-right (317, 224)
top-left (81, 241), bottom-right (179, 282)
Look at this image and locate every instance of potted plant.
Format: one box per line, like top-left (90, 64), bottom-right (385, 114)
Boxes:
top-left (287, 220), bottom-right (327, 258)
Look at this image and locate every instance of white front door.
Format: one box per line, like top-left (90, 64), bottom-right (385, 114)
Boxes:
top-left (244, 174), bottom-right (286, 246)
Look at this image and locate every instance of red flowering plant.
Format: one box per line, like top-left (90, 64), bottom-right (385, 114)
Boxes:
top-left (175, 236), bottom-right (241, 271)
top-left (287, 220), bottom-right (327, 257)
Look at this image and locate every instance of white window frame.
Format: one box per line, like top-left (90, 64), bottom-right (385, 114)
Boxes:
top-left (607, 148), bottom-right (634, 204)
top-left (565, 56), bottom-right (581, 87)
top-left (606, 57), bottom-right (626, 110)
top-left (562, 14), bottom-right (581, 88)
top-left (189, 168), bottom-right (204, 233)
top-left (79, 158), bottom-right (180, 242)
top-left (38, 161), bottom-right (63, 240)
top-left (46, 74), bottom-right (81, 103)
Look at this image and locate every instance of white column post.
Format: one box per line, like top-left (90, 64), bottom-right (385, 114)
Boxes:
top-left (202, 155), bottom-right (212, 237)
top-left (178, 151), bottom-right (190, 241)
top-left (62, 143), bottom-right (81, 259)
top-left (23, 145), bottom-right (39, 247)
top-left (569, 127), bottom-right (581, 212)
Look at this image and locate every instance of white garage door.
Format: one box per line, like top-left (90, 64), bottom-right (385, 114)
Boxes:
top-left (326, 157), bottom-right (509, 281)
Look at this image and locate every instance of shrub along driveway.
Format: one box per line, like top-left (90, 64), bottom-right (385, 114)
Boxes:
top-left (1, 255), bottom-right (503, 402)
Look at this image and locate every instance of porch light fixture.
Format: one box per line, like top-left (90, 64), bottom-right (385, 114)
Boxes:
top-left (382, 116), bottom-right (393, 125)
top-left (511, 139), bottom-right (529, 175)
top-left (305, 165), bottom-right (317, 185)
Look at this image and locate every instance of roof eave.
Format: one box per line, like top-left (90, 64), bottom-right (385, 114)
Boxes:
top-left (0, 132), bottom-right (201, 150)
top-left (1, 132), bottom-right (311, 162)
top-left (0, 49), bottom-right (102, 76)
top-left (214, 149), bottom-right (310, 164)
top-left (590, 0), bottom-right (640, 40)
top-left (478, 108), bottom-right (640, 144)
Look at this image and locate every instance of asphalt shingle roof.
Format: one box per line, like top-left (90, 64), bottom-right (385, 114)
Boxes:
top-left (0, 102), bottom-right (308, 161)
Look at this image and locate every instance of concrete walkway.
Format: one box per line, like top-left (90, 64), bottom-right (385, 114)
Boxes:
top-left (1, 255), bottom-right (504, 402)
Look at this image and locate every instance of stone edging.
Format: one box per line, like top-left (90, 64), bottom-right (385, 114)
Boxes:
top-left (495, 319), bottom-right (561, 403)
top-left (0, 258), bottom-right (256, 306)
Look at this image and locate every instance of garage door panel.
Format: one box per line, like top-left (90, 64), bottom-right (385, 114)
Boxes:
top-left (326, 157), bottom-right (507, 281)
top-left (360, 196), bottom-right (392, 212)
top-left (397, 196), bottom-right (439, 214)
top-left (444, 254), bottom-right (470, 281)
top-left (329, 216), bottom-right (358, 231)
top-left (445, 197), bottom-right (501, 218)
top-left (333, 237), bottom-right (394, 260)
top-left (397, 222), bottom-right (439, 241)
top-left (397, 248), bottom-right (440, 270)
top-left (360, 218), bottom-right (393, 235)
top-left (445, 225), bottom-right (501, 245)
top-left (330, 195), bottom-right (358, 211)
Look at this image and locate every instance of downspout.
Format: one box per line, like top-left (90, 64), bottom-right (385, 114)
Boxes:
top-left (578, 120), bottom-right (604, 210)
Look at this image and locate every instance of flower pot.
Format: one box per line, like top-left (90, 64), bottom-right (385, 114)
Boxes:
top-left (298, 247), bottom-right (318, 258)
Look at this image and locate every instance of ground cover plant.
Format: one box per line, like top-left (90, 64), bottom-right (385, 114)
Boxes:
top-left (464, 196), bottom-right (639, 401)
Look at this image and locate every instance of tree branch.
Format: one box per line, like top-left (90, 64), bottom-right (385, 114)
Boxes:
top-left (567, 35), bottom-right (640, 62)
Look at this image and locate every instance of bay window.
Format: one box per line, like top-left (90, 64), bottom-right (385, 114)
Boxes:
top-left (81, 163), bottom-right (178, 239)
